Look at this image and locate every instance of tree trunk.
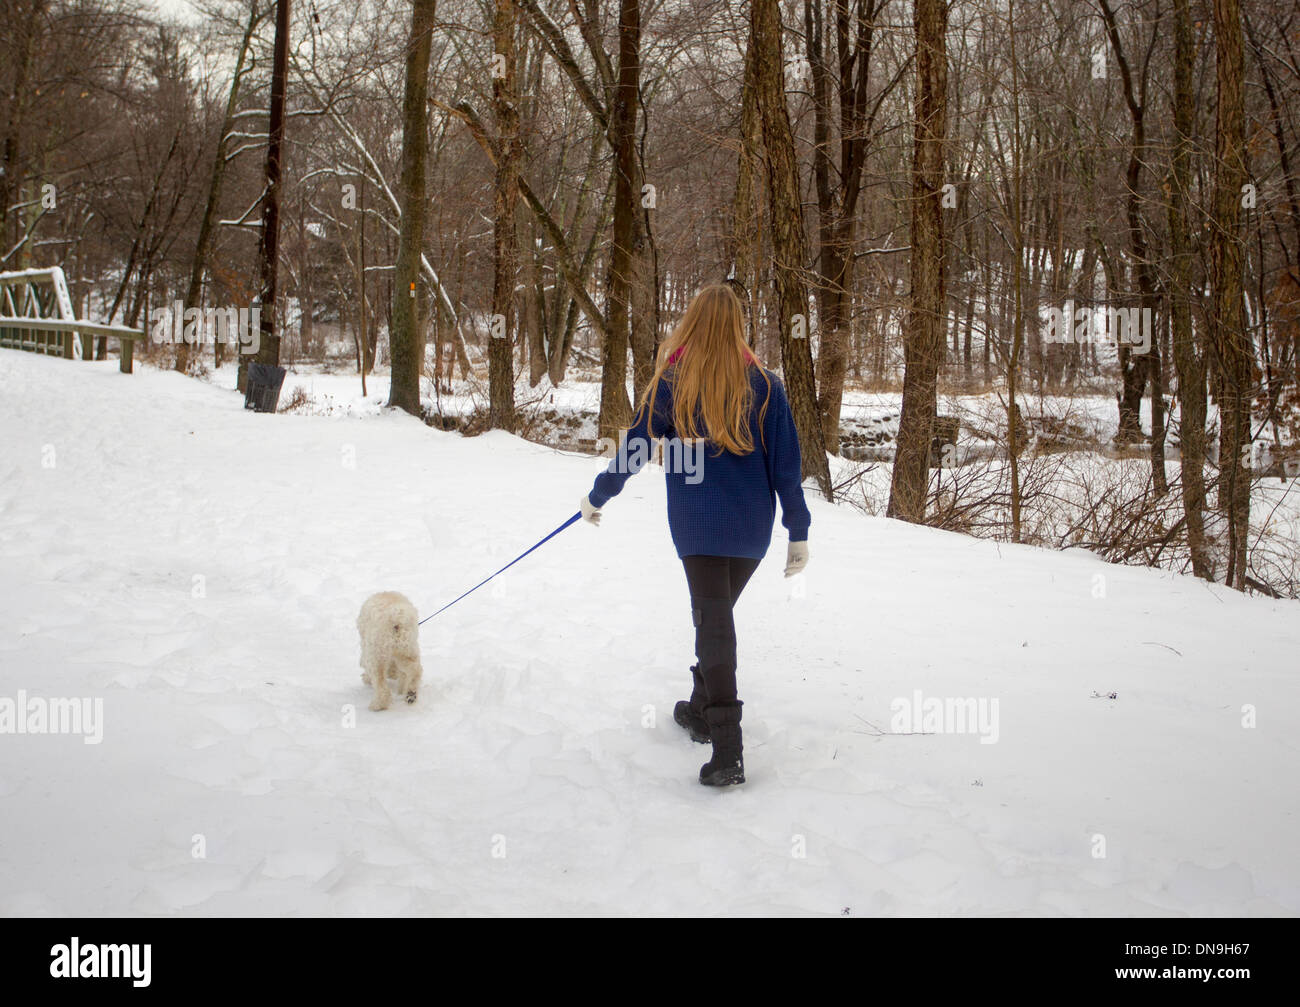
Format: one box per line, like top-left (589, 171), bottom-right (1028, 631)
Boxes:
top-left (630, 195), bottom-right (658, 402)
top-left (750, 0), bottom-right (832, 498)
top-left (805, 0), bottom-right (879, 454)
top-left (1005, 2), bottom-right (1024, 543)
top-left (250, 0), bottom-right (290, 386)
top-left (1098, 0), bottom-right (1154, 451)
top-left (356, 180), bottom-right (369, 395)
top-left (489, 0), bottom-right (520, 429)
top-left (887, 0), bottom-right (947, 522)
top-left (1169, 0), bottom-right (1210, 578)
top-left (596, 0), bottom-right (641, 442)
top-left (1211, 0), bottom-right (1251, 588)
top-left (388, 0), bottom-right (437, 416)
top-left (731, 32), bottom-right (763, 352)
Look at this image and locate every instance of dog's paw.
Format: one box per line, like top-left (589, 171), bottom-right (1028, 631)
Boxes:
top-left (369, 698), bottom-right (389, 712)
top-left (404, 691), bottom-right (417, 705)
top-left (361, 673), bottom-right (372, 686)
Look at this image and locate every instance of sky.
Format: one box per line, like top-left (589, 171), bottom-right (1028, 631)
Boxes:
top-left (142, 0), bottom-right (204, 24)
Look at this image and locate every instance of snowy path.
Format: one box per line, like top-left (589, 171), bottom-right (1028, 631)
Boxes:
top-left (1, 351), bottom-right (1297, 916)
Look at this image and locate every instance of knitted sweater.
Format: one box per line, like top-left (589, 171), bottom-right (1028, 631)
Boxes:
top-left (587, 363), bottom-right (812, 559)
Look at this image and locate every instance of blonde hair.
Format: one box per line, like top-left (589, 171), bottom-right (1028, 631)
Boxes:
top-left (633, 282), bottom-right (771, 455)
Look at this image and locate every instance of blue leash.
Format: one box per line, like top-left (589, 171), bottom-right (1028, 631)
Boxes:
top-left (418, 511), bottom-right (582, 626)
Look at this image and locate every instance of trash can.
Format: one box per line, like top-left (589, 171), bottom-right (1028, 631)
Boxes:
top-left (244, 363), bottom-right (287, 413)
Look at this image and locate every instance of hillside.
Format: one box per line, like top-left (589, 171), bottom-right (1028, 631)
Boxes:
top-left (1, 351), bottom-right (1297, 916)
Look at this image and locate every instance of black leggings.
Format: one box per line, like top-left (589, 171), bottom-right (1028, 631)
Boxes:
top-left (681, 554), bottom-right (761, 706)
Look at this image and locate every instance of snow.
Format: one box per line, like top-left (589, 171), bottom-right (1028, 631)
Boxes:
top-left (256, 357), bottom-right (1243, 461)
top-left (1, 349), bottom-right (1298, 916)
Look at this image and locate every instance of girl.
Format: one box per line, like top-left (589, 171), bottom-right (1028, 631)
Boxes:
top-left (579, 283), bottom-right (811, 787)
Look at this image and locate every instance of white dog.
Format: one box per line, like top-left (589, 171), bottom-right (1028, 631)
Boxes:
top-left (356, 591), bottom-right (423, 711)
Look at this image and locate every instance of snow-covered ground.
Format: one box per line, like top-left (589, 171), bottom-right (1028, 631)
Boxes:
top-left (224, 354), bottom-right (1294, 466)
top-left (226, 356), bottom-right (1144, 442)
top-left (1, 350), bottom-right (1298, 916)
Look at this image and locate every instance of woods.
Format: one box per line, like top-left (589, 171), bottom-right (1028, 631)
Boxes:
top-left (2, 0), bottom-right (1298, 594)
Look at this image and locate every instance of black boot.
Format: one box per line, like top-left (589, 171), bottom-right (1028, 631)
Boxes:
top-left (673, 664), bottom-right (710, 743)
top-left (699, 701), bottom-right (744, 786)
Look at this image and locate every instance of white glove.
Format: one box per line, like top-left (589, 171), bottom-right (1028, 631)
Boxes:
top-left (580, 494), bottom-right (602, 526)
top-left (784, 540), bottom-right (808, 577)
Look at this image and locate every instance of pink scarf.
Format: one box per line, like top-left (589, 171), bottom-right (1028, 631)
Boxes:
top-left (667, 344), bottom-right (758, 365)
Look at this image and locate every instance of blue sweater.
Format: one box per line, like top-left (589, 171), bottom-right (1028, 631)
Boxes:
top-left (588, 364), bottom-right (812, 559)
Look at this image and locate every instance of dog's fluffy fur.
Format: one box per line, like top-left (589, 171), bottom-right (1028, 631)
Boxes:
top-left (356, 591), bottom-right (423, 711)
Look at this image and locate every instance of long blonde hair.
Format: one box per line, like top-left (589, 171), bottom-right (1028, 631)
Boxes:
top-left (634, 282), bottom-right (771, 455)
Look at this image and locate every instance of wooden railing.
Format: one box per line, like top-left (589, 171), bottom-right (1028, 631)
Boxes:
top-left (0, 267), bottom-right (144, 373)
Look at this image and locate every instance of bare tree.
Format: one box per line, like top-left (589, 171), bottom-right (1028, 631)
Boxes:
top-left (805, 0), bottom-right (901, 453)
top-left (1210, 0), bottom-right (1251, 588)
top-left (248, 0), bottom-right (290, 387)
top-left (177, 0), bottom-right (266, 374)
top-left (488, 0), bottom-right (521, 430)
top-left (389, 0), bottom-right (437, 416)
top-left (597, 0), bottom-right (642, 442)
top-left (751, 0), bottom-right (832, 498)
top-left (888, 0), bottom-right (947, 522)
top-left (1168, 0), bottom-right (1211, 578)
